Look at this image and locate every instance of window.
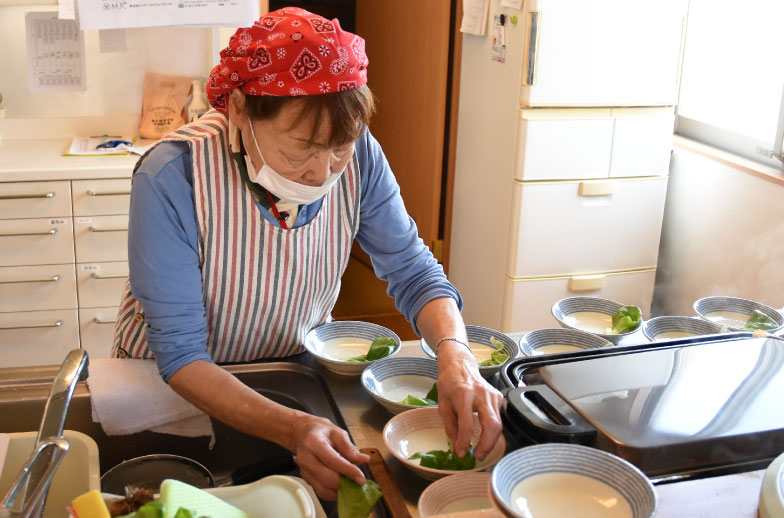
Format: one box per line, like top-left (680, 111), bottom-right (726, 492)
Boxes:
top-left (676, 0), bottom-right (784, 170)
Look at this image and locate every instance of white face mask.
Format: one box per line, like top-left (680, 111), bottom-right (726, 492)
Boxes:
top-left (245, 117), bottom-right (344, 205)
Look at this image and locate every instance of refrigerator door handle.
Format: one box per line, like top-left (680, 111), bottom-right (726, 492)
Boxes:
top-left (523, 10), bottom-right (541, 86)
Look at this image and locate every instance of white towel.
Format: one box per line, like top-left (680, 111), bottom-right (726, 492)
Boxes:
top-left (87, 358), bottom-right (213, 437)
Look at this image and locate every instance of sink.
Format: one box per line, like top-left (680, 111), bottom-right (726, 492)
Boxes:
top-left (0, 361), bottom-right (353, 515)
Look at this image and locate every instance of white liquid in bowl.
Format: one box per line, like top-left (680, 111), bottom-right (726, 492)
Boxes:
top-left (468, 342), bottom-right (494, 363)
top-left (655, 331), bottom-right (694, 339)
top-left (511, 473), bottom-right (632, 518)
top-left (563, 312), bottom-right (613, 334)
top-left (704, 311), bottom-right (749, 329)
top-left (320, 337), bottom-right (372, 360)
top-left (532, 344), bottom-right (582, 355)
top-left (377, 375), bottom-right (436, 402)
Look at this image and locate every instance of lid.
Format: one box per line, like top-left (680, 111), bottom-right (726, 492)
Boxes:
top-left (504, 335), bottom-right (784, 478)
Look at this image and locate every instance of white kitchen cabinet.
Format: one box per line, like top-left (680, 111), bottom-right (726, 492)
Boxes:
top-left (507, 177), bottom-right (668, 277)
top-left (0, 264), bottom-right (77, 313)
top-left (501, 269), bottom-right (657, 332)
top-left (78, 307), bottom-right (119, 360)
top-left (0, 154), bottom-right (133, 367)
top-left (76, 262), bottom-right (129, 308)
top-left (72, 179), bottom-right (132, 216)
top-left (74, 215), bottom-right (129, 263)
top-left (519, 0), bottom-right (686, 107)
top-left (0, 217), bottom-right (74, 267)
top-left (0, 310), bottom-right (80, 368)
top-left (0, 181), bottom-right (71, 219)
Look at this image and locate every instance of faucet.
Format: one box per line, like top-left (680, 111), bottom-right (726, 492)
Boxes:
top-left (0, 349), bottom-right (89, 518)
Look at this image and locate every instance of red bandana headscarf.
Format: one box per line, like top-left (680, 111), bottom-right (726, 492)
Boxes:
top-left (207, 7), bottom-right (369, 115)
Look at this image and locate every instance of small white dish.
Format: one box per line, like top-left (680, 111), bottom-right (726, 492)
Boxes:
top-left (420, 325), bottom-right (519, 378)
top-left (551, 296), bottom-right (643, 345)
top-left (693, 296), bottom-right (784, 332)
top-left (642, 315), bottom-right (725, 341)
top-left (418, 472), bottom-right (493, 517)
top-left (759, 451), bottom-right (784, 518)
top-left (383, 407), bottom-right (505, 481)
top-left (206, 475), bottom-right (324, 518)
top-left (303, 321), bottom-right (401, 376)
top-left (361, 356), bottom-right (439, 414)
top-left (519, 328), bottom-right (612, 356)
top-left (491, 444), bottom-right (656, 518)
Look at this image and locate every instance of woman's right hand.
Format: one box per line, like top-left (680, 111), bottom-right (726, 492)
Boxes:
top-left (289, 414), bottom-right (370, 501)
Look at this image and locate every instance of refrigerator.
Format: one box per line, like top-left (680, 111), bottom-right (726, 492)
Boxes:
top-left (449, 0), bottom-right (688, 332)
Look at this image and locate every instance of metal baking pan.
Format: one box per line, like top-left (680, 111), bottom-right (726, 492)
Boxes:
top-left (500, 332), bottom-right (784, 481)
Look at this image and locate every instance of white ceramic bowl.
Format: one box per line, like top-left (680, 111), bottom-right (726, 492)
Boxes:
top-left (519, 328), bottom-right (612, 356)
top-left (693, 296), bottom-right (784, 332)
top-left (303, 321), bottom-right (401, 376)
top-left (420, 325), bottom-right (519, 378)
top-left (759, 451), bottom-right (784, 518)
top-left (642, 315), bottom-right (725, 341)
top-left (491, 444), bottom-right (657, 518)
top-left (551, 296), bottom-right (643, 345)
top-left (361, 356), bottom-right (439, 414)
top-left (383, 407), bottom-right (506, 481)
top-left (418, 472), bottom-right (493, 517)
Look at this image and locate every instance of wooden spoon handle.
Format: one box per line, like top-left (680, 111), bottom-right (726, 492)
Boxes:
top-left (361, 447), bottom-right (413, 518)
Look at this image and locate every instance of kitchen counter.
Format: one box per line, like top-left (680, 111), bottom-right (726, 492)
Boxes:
top-left (324, 338), bottom-right (766, 518)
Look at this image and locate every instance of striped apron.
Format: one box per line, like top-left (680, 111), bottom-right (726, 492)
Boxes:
top-left (112, 111), bottom-right (361, 362)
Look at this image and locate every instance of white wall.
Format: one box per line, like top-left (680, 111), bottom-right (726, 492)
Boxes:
top-left (652, 146), bottom-right (784, 316)
top-left (0, 5), bottom-right (216, 119)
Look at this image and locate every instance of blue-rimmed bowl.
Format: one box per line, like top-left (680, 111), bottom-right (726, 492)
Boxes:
top-left (694, 296), bottom-right (784, 332)
top-left (420, 325), bottom-right (519, 378)
top-left (303, 321), bottom-right (401, 376)
top-left (642, 315), bottom-right (725, 341)
top-left (491, 444), bottom-right (656, 518)
top-left (520, 328), bottom-right (612, 356)
top-left (551, 296), bottom-right (642, 345)
top-left (361, 356), bottom-right (439, 414)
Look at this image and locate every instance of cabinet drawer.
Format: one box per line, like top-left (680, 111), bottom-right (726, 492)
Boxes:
top-left (500, 269), bottom-right (656, 333)
top-left (506, 177), bottom-right (668, 277)
top-left (0, 217), bottom-right (74, 267)
top-left (0, 181), bottom-right (71, 219)
top-left (515, 110), bottom-right (613, 181)
top-left (0, 264), bottom-right (77, 312)
top-left (610, 108), bottom-right (675, 178)
top-left (72, 179), bottom-right (132, 216)
top-left (0, 310), bottom-right (80, 368)
top-left (79, 307), bottom-right (118, 360)
top-left (76, 262), bottom-right (128, 308)
top-left (74, 215), bottom-right (128, 263)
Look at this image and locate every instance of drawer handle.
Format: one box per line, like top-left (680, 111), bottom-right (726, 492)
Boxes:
top-left (90, 273), bottom-right (127, 280)
top-left (569, 274), bottom-right (607, 292)
top-left (88, 226), bottom-right (128, 233)
top-left (0, 192), bottom-right (55, 200)
top-left (0, 228), bottom-right (57, 237)
top-left (578, 181), bottom-right (617, 197)
top-left (0, 275), bottom-right (60, 284)
top-left (86, 190), bottom-right (131, 197)
top-left (93, 317), bottom-right (117, 325)
top-left (0, 320), bottom-right (63, 331)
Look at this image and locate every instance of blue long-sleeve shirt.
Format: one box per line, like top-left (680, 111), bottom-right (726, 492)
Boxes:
top-left (127, 128), bottom-right (462, 381)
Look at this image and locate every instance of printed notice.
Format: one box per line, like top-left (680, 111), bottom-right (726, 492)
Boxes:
top-left (25, 12), bottom-right (85, 92)
top-left (461, 0), bottom-right (490, 36)
top-left (78, 0), bottom-right (259, 30)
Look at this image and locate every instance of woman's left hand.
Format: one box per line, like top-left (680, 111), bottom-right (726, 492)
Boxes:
top-left (436, 341), bottom-right (504, 460)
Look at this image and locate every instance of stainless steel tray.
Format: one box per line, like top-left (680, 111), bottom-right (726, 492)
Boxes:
top-left (500, 332), bottom-right (784, 481)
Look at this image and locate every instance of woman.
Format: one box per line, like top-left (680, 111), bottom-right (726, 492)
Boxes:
top-left (114, 7), bottom-right (503, 500)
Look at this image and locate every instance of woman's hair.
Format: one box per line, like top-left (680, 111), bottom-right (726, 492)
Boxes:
top-left (244, 85), bottom-right (375, 148)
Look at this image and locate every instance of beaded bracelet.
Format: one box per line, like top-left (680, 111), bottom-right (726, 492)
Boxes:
top-left (434, 336), bottom-right (471, 356)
